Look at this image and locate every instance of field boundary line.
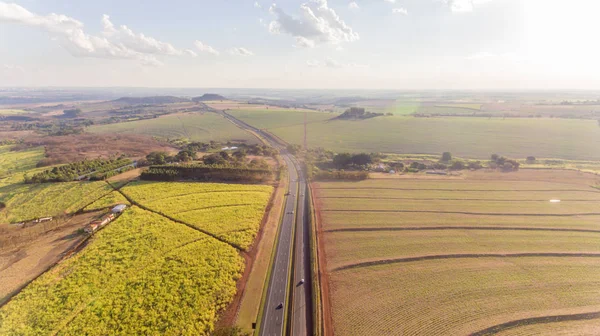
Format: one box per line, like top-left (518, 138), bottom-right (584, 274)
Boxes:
top-left (335, 253), bottom-right (600, 271)
top-left (115, 189), bottom-right (246, 252)
top-left (318, 196), bottom-right (600, 202)
top-left (322, 209), bottom-right (600, 217)
top-left (173, 203), bottom-right (259, 215)
top-left (470, 310), bottom-right (600, 336)
top-left (326, 226), bottom-right (600, 234)
top-left (139, 189), bottom-right (271, 203)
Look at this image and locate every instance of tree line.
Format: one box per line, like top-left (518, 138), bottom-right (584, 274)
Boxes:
top-left (24, 157), bottom-right (132, 183)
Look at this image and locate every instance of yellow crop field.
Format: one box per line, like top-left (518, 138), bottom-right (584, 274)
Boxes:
top-left (121, 181), bottom-right (273, 250)
top-left (315, 172), bottom-right (600, 335)
top-left (0, 181), bottom-right (113, 223)
top-left (0, 206), bottom-right (244, 335)
top-left (84, 190), bottom-right (131, 211)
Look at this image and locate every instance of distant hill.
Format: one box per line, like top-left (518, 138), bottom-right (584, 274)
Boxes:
top-left (112, 96), bottom-right (190, 105)
top-left (192, 94), bottom-right (227, 102)
top-left (335, 107), bottom-right (384, 120)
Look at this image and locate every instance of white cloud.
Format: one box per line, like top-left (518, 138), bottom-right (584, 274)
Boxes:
top-left (254, 1), bottom-right (262, 9)
top-left (384, 0), bottom-right (396, 3)
top-left (307, 60), bottom-right (320, 67)
top-left (294, 36), bottom-right (316, 48)
top-left (184, 49), bottom-right (198, 57)
top-left (194, 40), bottom-right (220, 55)
top-left (467, 51), bottom-right (521, 62)
top-left (348, 2), bottom-right (359, 10)
top-left (101, 15), bottom-right (184, 56)
top-left (392, 8), bottom-right (408, 15)
top-left (308, 57), bottom-right (369, 68)
top-left (268, 0), bottom-right (359, 47)
top-left (2, 64), bottom-right (24, 72)
top-left (230, 47), bottom-right (254, 56)
top-left (325, 57), bottom-right (342, 68)
top-left (0, 2), bottom-right (191, 66)
top-left (442, 0), bottom-right (493, 13)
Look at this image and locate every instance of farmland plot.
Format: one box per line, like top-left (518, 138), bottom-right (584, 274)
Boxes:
top-left (121, 181), bottom-right (273, 250)
top-left (89, 113), bottom-right (258, 144)
top-left (315, 173), bottom-right (600, 335)
top-left (232, 109), bottom-right (600, 160)
top-left (0, 206), bottom-right (244, 335)
top-left (0, 181), bottom-right (113, 223)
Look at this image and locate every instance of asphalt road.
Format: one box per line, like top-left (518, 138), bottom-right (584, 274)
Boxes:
top-left (290, 158), bottom-right (312, 336)
top-left (219, 112), bottom-right (312, 336)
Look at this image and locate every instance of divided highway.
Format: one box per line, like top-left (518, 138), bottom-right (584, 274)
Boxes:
top-left (220, 112), bottom-right (312, 336)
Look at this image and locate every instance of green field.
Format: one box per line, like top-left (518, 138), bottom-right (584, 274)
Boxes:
top-left (384, 101), bottom-right (420, 115)
top-left (0, 145), bottom-right (44, 178)
top-left (0, 206), bottom-right (244, 335)
top-left (230, 109), bottom-right (333, 130)
top-left (89, 113), bottom-right (259, 143)
top-left (230, 110), bottom-right (600, 160)
top-left (435, 103), bottom-right (483, 110)
top-left (121, 181), bottom-right (273, 250)
top-left (0, 109), bottom-right (29, 115)
top-left (315, 175), bottom-right (600, 335)
top-left (417, 106), bottom-right (482, 115)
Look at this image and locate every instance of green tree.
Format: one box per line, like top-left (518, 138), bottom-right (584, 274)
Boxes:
top-left (441, 152), bottom-right (452, 162)
top-left (333, 153), bottom-right (353, 168)
top-left (63, 108), bottom-right (82, 118)
top-left (146, 152), bottom-right (169, 165)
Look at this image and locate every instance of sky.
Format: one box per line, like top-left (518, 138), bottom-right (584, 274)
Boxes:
top-left (1, 0), bottom-right (600, 90)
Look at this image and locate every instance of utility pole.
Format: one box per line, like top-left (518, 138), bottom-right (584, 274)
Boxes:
top-left (304, 111), bottom-right (308, 150)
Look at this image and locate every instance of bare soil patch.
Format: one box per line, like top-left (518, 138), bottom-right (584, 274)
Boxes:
top-left (0, 211), bottom-right (102, 305)
top-left (466, 169), bottom-right (600, 186)
top-left (21, 133), bottom-right (175, 165)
